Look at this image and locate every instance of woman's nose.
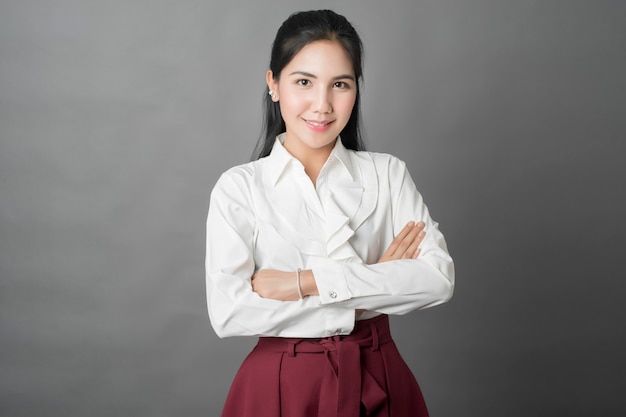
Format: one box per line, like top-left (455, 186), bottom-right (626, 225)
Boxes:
top-left (312, 89), bottom-right (332, 114)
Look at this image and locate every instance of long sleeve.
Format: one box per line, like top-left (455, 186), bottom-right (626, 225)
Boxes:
top-left (311, 158), bottom-right (455, 314)
top-left (206, 169), bottom-right (356, 338)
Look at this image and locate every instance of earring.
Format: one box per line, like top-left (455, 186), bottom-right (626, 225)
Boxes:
top-left (268, 90), bottom-right (277, 101)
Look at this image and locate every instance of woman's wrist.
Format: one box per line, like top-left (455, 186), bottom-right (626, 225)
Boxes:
top-left (298, 269), bottom-right (319, 297)
top-left (295, 269), bottom-right (304, 299)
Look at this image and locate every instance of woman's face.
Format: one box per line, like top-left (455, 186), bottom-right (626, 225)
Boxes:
top-left (267, 40), bottom-right (357, 158)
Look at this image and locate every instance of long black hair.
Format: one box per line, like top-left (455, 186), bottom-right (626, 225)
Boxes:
top-left (252, 10), bottom-right (366, 160)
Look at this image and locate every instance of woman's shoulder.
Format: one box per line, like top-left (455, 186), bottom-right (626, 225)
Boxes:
top-left (218, 155), bottom-right (274, 181)
top-left (349, 149), bottom-right (409, 174)
top-left (211, 160), bottom-right (263, 196)
top-left (219, 160), bottom-right (256, 180)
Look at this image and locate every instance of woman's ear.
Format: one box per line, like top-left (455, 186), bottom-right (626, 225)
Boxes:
top-left (266, 70), bottom-right (279, 101)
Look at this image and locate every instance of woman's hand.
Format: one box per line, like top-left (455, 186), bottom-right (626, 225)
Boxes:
top-left (377, 221), bottom-right (426, 263)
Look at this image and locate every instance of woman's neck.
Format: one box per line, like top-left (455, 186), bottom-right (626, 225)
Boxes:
top-left (283, 138), bottom-right (336, 186)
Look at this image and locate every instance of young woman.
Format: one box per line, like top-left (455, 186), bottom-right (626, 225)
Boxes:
top-left (206, 10), bottom-right (454, 417)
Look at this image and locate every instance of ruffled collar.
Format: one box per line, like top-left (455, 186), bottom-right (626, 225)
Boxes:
top-left (256, 133), bottom-right (378, 263)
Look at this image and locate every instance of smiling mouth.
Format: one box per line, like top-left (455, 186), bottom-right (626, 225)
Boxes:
top-left (304, 119), bottom-right (333, 127)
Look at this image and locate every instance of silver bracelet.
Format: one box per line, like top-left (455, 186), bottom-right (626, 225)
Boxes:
top-left (296, 268), bottom-right (303, 299)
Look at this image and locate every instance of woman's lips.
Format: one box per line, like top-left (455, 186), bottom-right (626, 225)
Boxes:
top-left (304, 119), bottom-right (334, 132)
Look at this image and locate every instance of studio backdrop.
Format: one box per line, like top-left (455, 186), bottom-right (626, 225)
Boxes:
top-left (1, 1), bottom-right (625, 416)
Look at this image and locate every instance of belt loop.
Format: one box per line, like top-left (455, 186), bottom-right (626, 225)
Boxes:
top-left (370, 322), bottom-right (379, 352)
top-left (287, 341), bottom-right (296, 357)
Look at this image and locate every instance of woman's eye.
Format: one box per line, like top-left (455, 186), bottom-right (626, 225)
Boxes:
top-left (296, 79), bottom-right (311, 86)
top-left (334, 81), bottom-right (350, 89)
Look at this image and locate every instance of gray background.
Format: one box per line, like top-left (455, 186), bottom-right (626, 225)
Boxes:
top-left (1, 0), bottom-right (625, 416)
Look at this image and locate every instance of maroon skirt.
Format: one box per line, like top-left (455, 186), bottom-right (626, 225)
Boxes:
top-left (221, 315), bottom-right (429, 417)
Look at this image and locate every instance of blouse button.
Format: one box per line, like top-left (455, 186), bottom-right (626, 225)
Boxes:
top-left (329, 291), bottom-right (338, 299)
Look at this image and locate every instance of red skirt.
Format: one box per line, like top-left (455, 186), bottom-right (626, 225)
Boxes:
top-left (221, 315), bottom-right (429, 417)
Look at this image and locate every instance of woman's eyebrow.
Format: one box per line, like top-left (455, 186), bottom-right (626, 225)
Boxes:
top-left (288, 70), bottom-right (355, 81)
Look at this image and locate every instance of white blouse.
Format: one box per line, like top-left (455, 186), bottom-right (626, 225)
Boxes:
top-left (206, 135), bottom-right (454, 338)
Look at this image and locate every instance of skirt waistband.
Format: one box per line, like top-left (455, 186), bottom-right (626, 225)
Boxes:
top-left (257, 314), bottom-right (392, 355)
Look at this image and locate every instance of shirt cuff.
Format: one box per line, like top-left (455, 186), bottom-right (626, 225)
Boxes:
top-left (311, 262), bottom-right (351, 305)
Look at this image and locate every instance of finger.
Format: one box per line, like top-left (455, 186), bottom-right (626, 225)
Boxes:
top-left (393, 223), bottom-right (422, 257)
top-left (403, 223), bottom-right (425, 257)
top-left (413, 225), bottom-right (426, 248)
top-left (403, 230), bottom-right (426, 259)
top-left (383, 221), bottom-right (415, 257)
top-left (392, 221), bottom-right (415, 247)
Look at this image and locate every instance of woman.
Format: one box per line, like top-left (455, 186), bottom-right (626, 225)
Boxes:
top-left (206, 9), bottom-right (454, 417)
